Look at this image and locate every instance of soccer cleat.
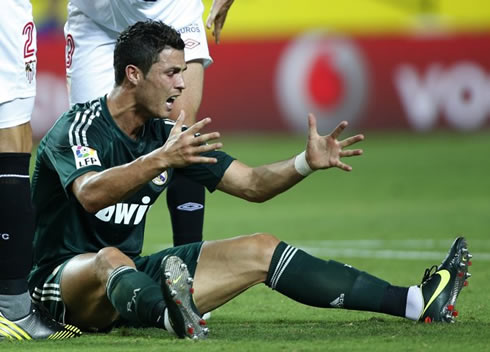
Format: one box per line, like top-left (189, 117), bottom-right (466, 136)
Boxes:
top-left (0, 305), bottom-right (82, 340)
top-left (418, 237), bottom-right (471, 323)
top-left (160, 256), bottom-right (208, 340)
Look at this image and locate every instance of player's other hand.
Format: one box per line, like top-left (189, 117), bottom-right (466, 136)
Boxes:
top-left (206, 0), bottom-right (235, 44)
top-left (161, 111), bottom-right (222, 168)
top-left (305, 113), bottom-right (364, 172)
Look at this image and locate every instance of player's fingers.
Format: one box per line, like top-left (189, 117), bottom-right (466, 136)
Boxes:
top-left (214, 24), bottom-right (223, 44)
top-left (186, 117), bottom-right (212, 135)
top-left (335, 160), bottom-right (353, 172)
top-left (340, 149), bottom-right (363, 158)
top-left (206, 5), bottom-right (219, 29)
top-left (191, 156), bottom-right (218, 164)
top-left (330, 121), bottom-right (348, 140)
top-left (206, 15), bottom-right (213, 29)
top-left (307, 113), bottom-right (319, 138)
top-left (192, 131), bottom-right (221, 145)
top-left (194, 142), bottom-right (223, 154)
top-left (339, 134), bottom-right (364, 148)
top-left (169, 110), bottom-right (186, 135)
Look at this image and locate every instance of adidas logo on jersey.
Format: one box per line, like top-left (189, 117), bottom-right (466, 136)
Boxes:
top-left (95, 196), bottom-right (151, 225)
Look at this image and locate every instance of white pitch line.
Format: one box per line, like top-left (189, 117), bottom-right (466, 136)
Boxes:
top-left (297, 247), bottom-right (490, 261)
top-left (145, 239), bottom-right (490, 261)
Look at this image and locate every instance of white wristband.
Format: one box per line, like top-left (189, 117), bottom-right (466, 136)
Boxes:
top-left (294, 151), bottom-right (314, 176)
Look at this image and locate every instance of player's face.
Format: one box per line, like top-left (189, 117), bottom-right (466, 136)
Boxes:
top-left (136, 48), bottom-right (186, 118)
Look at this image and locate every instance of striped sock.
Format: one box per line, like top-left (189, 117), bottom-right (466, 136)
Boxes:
top-left (265, 241), bottom-right (406, 316)
top-left (266, 242), bottom-right (298, 290)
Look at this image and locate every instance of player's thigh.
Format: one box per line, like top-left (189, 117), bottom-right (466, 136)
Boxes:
top-left (0, 98), bottom-right (34, 152)
top-left (65, 14), bottom-right (116, 105)
top-left (61, 253), bottom-right (121, 330)
top-left (192, 233), bottom-right (280, 313)
top-left (169, 60), bottom-right (204, 124)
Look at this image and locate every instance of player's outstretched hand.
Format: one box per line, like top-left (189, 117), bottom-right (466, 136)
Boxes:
top-left (161, 111), bottom-right (222, 168)
top-left (206, 0), bottom-right (235, 44)
top-left (305, 113), bottom-right (364, 172)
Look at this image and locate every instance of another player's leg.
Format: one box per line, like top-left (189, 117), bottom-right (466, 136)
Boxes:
top-left (65, 6), bottom-right (116, 106)
top-left (0, 121), bottom-right (80, 340)
top-left (167, 61), bottom-right (207, 246)
top-left (167, 174), bottom-right (206, 246)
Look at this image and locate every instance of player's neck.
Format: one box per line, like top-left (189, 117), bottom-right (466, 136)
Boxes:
top-left (107, 87), bottom-right (146, 140)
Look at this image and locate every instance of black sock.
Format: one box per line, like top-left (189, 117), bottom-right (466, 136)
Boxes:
top-left (166, 172), bottom-right (205, 246)
top-left (265, 242), bottom-right (408, 317)
top-left (0, 153), bottom-right (34, 292)
top-left (106, 266), bottom-right (166, 328)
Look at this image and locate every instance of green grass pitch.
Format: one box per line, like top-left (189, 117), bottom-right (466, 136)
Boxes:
top-left (3, 130), bottom-right (489, 351)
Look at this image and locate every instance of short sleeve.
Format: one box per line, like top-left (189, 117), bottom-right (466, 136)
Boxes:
top-left (39, 103), bottom-right (107, 193)
top-left (177, 150), bottom-right (235, 192)
top-left (43, 144), bottom-right (105, 192)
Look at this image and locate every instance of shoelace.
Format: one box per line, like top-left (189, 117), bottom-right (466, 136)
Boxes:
top-left (421, 264), bottom-right (438, 285)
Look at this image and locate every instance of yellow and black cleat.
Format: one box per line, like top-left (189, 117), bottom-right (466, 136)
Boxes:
top-left (0, 305), bottom-right (81, 340)
top-left (418, 237), bottom-right (472, 323)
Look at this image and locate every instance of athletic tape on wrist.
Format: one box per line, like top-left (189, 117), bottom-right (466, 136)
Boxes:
top-left (294, 151), bottom-right (314, 176)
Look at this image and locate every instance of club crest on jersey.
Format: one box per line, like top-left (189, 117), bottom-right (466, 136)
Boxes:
top-left (152, 171), bottom-right (168, 186)
top-left (72, 145), bottom-right (101, 169)
top-left (25, 59), bottom-right (36, 84)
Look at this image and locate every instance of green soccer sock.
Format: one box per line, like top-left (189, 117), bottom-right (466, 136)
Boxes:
top-left (265, 242), bottom-right (408, 317)
top-left (106, 266), bottom-right (166, 328)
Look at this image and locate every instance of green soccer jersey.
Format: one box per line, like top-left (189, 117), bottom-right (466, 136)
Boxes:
top-left (29, 96), bottom-right (234, 286)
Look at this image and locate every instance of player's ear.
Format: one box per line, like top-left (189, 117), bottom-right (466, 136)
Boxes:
top-left (125, 64), bottom-right (142, 85)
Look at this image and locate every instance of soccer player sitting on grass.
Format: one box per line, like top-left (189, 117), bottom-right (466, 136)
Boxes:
top-left (28, 20), bottom-right (472, 339)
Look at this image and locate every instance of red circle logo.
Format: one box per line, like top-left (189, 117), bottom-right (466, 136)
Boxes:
top-left (276, 32), bottom-right (368, 133)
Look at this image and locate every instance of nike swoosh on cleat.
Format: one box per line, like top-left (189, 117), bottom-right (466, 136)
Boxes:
top-left (173, 274), bottom-right (183, 284)
top-left (421, 269), bottom-right (451, 316)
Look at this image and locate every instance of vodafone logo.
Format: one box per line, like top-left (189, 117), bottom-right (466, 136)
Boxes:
top-left (276, 32), bottom-right (368, 133)
top-left (395, 62), bottom-right (490, 131)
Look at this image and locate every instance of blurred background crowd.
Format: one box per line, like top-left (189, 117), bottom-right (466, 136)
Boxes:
top-left (30, 0), bottom-right (490, 139)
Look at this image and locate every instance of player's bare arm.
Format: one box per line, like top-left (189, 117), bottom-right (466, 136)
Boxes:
top-left (216, 113), bottom-right (364, 202)
top-left (72, 113), bottom-right (222, 213)
top-left (206, 0), bottom-right (235, 44)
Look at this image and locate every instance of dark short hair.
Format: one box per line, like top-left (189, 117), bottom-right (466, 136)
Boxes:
top-left (113, 20), bottom-right (185, 85)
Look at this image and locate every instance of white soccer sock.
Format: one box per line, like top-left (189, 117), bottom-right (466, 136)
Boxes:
top-left (163, 308), bottom-right (176, 335)
top-left (405, 285), bottom-right (424, 320)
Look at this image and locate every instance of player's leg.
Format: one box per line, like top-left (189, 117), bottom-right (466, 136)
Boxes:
top-left (133, 242), bottom-right (210, 338)
top-left (0, 114), bottom-right (35, 323)
top-left (192, 234), bottom-right (279, 314)
top-left (0, 101), bottom-right (81, 340)
top-left (168, 61), bottom-right (204, 125)
top-left (166, 61), bottom-right (207, 246)
top-left (60, 248), bottom-right (170, 331)
top-left (164, 13), bottom-right (213, 246)
top-left (191, 234), bottom-right (471, 323)
top-left (0, 121), bottom-right (32, 152)
top-left (64, 5), bottom-right (117, 105)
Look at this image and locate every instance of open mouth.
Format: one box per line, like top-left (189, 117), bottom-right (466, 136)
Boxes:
top-left (166, 96), bottom-right (178, 110)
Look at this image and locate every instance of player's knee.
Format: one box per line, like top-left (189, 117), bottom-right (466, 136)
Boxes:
top-left (249, 233), bottom-right (280, 261)
top-left (94, 247), bottom-right (135, 277)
